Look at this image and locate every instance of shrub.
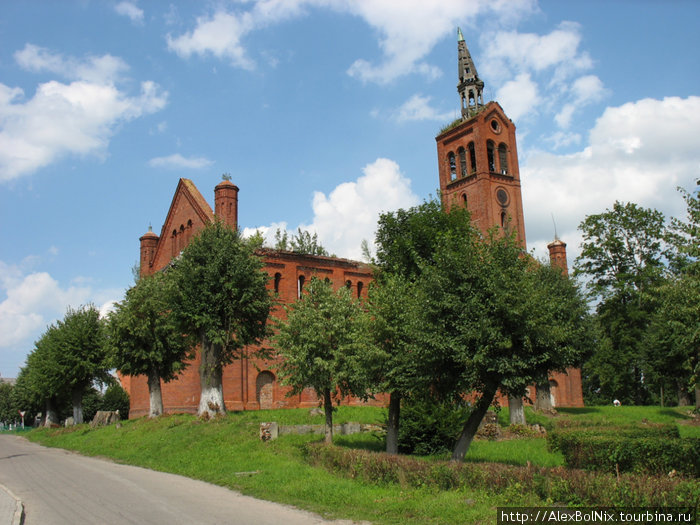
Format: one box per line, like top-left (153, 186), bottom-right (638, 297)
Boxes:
top-left (101, 384), bottom-right (130, 419)
top-left (305, 443), bottom-right (700, 507)
top-left (397, 395), bottom-right (471, 456)
top-left (548, 428), bottom-right (699, 476)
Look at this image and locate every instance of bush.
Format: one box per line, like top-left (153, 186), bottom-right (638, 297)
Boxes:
top-left (548, 428), bottom-right (699, 476)
top-left (305, 443), bottom-right (700, 507)
top-left (101, 384), bottom-right (130, 419)
top-left (397, 395), bottom-right (471, 455)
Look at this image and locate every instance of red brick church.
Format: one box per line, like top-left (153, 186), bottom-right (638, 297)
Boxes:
top-left (121, 31), bottom-right (583, 417)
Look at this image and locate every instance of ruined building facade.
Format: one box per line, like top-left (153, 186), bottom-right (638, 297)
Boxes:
top-left (121, 31), bottom-right (583, 417)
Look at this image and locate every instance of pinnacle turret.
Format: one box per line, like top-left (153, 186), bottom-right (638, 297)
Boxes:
top-left (457, 28), bottom-right (484, 119)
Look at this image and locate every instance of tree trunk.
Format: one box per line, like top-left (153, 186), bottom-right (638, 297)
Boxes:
top-left (534, 381), bottom-right (552, 412)
top-left (508, 394), bottom-right (526, 425)
top-left (323, 388), bottom-right (333, 444)
top-left (147, 369), bottom-right (164, 418)
top-left (678, 381), bottom-right (691, 406)
top-left (44, 398), bottom-right (60, 427)
top-left (451, 384), bottom-right (498, 462)
top-left (198, 335), bottom-right (226, 419)
top-left (72, 388), bottom-right (83, 425)
top-left (695, 385), bottom-right (699, 410)
top-left (660, 385), bottom-right (664, 407)
top-left (386, 392), bottom-right (401, 455)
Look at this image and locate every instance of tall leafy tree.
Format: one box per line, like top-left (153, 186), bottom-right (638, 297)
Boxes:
top-left (274, 277), bottom-right (371, 443)
top-left (644, 273), bottom-right (700, 406)
top-left (170, 221), bottom-right (272, 418)
top-left (667, 181), bottom-right (700, 275)
top-left (108, 272), bottom-right (191, 417)
top-left (371, 198), bottom-right (474, 452)
top-left (274, 228), bottom-right (330, 256)
top-left (365, 273), bottom-right (421, 454)
top-left (574, 201), bottom-right (667, 404)
top-left (55, 305), bottom-right (110, 424)
top-left (419, 231), bottom-right (591, 461)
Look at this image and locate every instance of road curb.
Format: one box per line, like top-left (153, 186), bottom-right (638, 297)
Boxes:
top-left (0, 482), bottom-right (24, 525)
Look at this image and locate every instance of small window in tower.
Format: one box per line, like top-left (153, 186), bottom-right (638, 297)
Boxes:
top-left (448, 152), bottom-right (457, 181)
top-left (461, 194), bottom-right (467, 207)
top-left (357, 281), bottom-right (363, 298)
top-left (487, 141), bottom-right (496, 173)
top-left (468, 142), bottom-right (477, 173)
top-left (274, 272), bottom-right (282, 294)
top-left (501, 211), bottom-right (507, 228)
top-left (490, 119), bottom-right (501, 133)
top-left (458, 147), bottom-right (467, 178)
top-left (498, 143), bottom-right (509, 174)
top-left (297, 275), bottom-right (305, 299)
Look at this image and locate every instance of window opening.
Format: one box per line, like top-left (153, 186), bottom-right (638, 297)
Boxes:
top-left (274, 273), bottom-right (282, 294)
top-left (357, 281), bottom-right (363, 298)
top-left (448, 152), bottom-right (457, 181)
top-left (468, 142), bottom-right (476, 173)
top-left (458, 147), bottom-right (467, 178)
top-left (498, 143), bottom-right (508, 174)
top-left (487, 141), bottom-right (496, 172)
top-left (297, 275), bottom-right (305, 299)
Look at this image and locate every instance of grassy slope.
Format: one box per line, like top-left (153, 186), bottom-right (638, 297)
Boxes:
top-left (26, 406), bottom-right (697, 525)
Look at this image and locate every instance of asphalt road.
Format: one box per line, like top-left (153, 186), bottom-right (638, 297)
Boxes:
top-left (0, 435), bottom-right (365, 525)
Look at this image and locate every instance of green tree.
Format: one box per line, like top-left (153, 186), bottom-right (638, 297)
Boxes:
top-left (370, 198), bottom-right (474, 453)
top-left (365, 273), bottom-right (421, 454)
top-left (0, 383), bottom-right (15, 424)
top-left (170, 221), bottom-right (272, 418)
top-left (274, 228), bottom-right (330, 256)
top-left (101, 383), bottom-right (131, 418)
top-left (667, 181), bottom-right (699, 275)
top-left (574, 201), bottom-right (667, 404)
top-left (274, 277), bottom-right (371, 443)
top-left (644, 272), bottom-right (700, 407)
top-left (108, 272), bottom-right (191, 417)
top-left (55, 305), bottom-right (110, 424)
top-left (419, 231), bottom-right (591, 461)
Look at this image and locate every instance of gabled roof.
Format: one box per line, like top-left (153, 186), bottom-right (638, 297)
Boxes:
top-left (157, 178), bottom-right (214, 240)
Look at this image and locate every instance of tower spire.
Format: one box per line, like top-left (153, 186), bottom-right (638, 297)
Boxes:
top-left (457, 28), bottom-right (484, 119)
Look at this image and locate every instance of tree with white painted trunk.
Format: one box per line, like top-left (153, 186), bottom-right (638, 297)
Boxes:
top-left (108, 272), bottom-right (191, 418)
top-left (170, 221), bottom-right (272, 419)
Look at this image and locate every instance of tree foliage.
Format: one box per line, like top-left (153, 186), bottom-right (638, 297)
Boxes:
top-left (170, 221), bottom-right (272, 418)
top-left (107, 272), bottom-right (190, 417)
top-left (274, 277), bottom-right (371, 443)
top-left (575, 201), bottom-right (668, 405)
top-left (274, 228), bottom-right (330, 256)
top-left (419, 230), bottom-right (592, 460)
top-left (667, 181), bottom-right (700, 275)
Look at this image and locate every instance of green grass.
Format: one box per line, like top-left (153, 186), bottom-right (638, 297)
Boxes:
top-left (26, 405), bottom-right (698, 524)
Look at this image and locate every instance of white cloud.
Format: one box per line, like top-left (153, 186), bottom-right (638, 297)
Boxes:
top-left (495, 73), bottom-right (538, 122)
top-left (167, 0), bottom-right (537, 83)
top-left (148, 153), bottom-right (214, 170)
top-left (115, 2), bottom-right (144, 25)
top-left (522, 96), bottom-right (700, 262)
top-left (0, 45), bottom-right (168, 181)
top-left (394, 94), bottom-right (455, 122)
top-left (246, 158), bottom-right (420, 259)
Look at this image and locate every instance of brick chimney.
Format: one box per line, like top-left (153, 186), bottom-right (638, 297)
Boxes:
top-left (139, 226), bottom-right (159, 277)
top-left (214, 180), bottom-right (239, 230)
top-left (547, 238), bottom-right (568, 275)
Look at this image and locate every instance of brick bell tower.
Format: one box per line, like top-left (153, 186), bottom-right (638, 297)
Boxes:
top-left (436, 28), bottom-right (526, 246)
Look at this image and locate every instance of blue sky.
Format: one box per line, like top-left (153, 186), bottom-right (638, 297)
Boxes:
top-left (1, 1), bottom-right (699, 378)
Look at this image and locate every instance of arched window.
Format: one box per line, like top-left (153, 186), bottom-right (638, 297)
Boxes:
top-left (357, 281), bottom-right (363, 298)
top-left (297, 275), bottom-right (305, 299)
top-left (461, 193), bottom-right (467, 207)
top-left (487, 141), bottom-right (496, 172)
top-left (448, 152), bottom-right (457, 181)
top-left (458, 147), bottom-right (467, 178)
top-left (171, 230), bottom-right (178, 257)
top-left (468, 142), bottom-right (476, 173)
top-left (498, 143), bottom-right (509, 174)
top-left (345, 280), bottom-right (352, 289)
top-left (500, 211), bottom-right (507, 228)
top-left (274, 272), bottom-right (282, 294)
